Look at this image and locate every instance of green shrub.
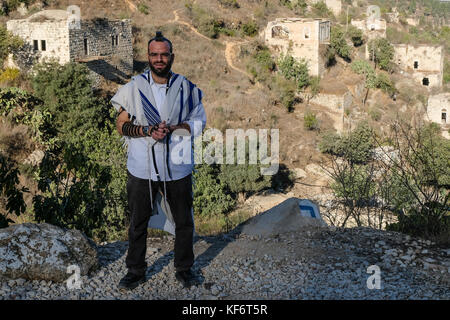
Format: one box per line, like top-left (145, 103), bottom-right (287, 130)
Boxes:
top-left (0, 25), bottom-right (24, 66)
top-left (318, 130), bottom-right (342, 154)
top-left (138, 3), bottom-right (149, 15)
top-left (0, 152), bottom-right (28, 228)
top-left (311, 0), bottom-right (333, 17)
top-left (319, 121), bottom-right (374, 164)
top-left (347, 25), bottom-right (363, 47)
top-left (241, 21), bottom-right (258, 37)
top-left (375, 72), bottom-right (396, 96)
top-left (29, 62), bottom-right (129, 242)
top-left (279, 0), bottom-right (307, 14)
top-left (444, 60), bottom-right (450, 84)
top-left (369, 107), bottom-right (381, 121)
top-left (330, 26), bottom-right (351, 60)
top-left (278, 53), bottom-right (310, 91)
top-left (367, 38), bottom-right (394, 71)
top-left (218, 0), bottom-right (239, 8)
top-left (304, 111), bottom-right (319, 130)
top-left (351, 60), bottom-right (377, 88)
top-left (194, 164), bottom-right (236, 218)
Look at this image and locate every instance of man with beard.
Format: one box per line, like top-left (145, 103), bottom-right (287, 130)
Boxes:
top-left (110, 31), bottom-right (207, 290)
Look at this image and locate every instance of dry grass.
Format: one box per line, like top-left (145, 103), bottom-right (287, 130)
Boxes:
top-left (0, 121), bottom-right (34, 163)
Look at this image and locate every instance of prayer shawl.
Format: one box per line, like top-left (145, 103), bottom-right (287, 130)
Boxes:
top-left (110, 69), bottom-right (203, 235)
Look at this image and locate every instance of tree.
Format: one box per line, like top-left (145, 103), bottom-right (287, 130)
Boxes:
top-left (330, 26), bottom-right (351, 60)
top-left (347, 25), bottom-right (364, 47)
top-left (193, 164), bottom-right (235, 217)
top-left (367, 37), bottom-right (394, 71)
top-left (321, 118), bottom-right (450, 242)
top-left (0, 152), bottom-right (27, 228)
top-left (29, 61), bottom-right (129, 241)
top-left (277, 53), bottom-right (310, 91)
top-left (0, 25), bottom-right (24, 67)
top-left (378, 121), bottom-right (449, 240)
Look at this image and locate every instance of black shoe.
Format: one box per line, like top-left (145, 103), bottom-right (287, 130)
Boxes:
top-left (118, 272), bottom-right (145, 291)
top-left (175, 269), bottom-right (196, 288)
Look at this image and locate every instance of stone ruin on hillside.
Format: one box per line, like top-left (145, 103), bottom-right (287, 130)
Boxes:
top-left (393, 44), bottom-right (444, 90)
top-left (264, 17), bottom-right (331, 78)
top-left (6, 9), bottom-right (133, 86)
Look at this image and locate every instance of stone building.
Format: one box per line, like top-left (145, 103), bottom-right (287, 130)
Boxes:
top-left (351, 15), bottom-right (387, 60)
top-left (393, 44), bottom-right (444, 90)
top-left (264, 18), bottom-right (331, 77)
top-left (351, 18), bottom-right (387, 40)
top-left (6, 9), bottom-right (133, 86)
top-left (426, 93), bottom-right (450, 129)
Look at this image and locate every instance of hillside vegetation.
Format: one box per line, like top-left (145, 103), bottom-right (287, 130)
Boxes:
top-left (0, 0), bottom-right (448, 244)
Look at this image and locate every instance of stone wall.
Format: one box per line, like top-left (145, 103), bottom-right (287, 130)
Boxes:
top-left (6, 11), bottom-right (133, 86)
top-left (6, 19), bottom-right (70, 65)
top-left (70, 18), bottom-right (133, 83)
top-left (393, 44), bottom-right (444, 89)
top-left (265, 18), bottom-right (330, 77)
top-left (426, 93), bottom-right (450, 128)
top-left (307, 91), bottom-right (352, 132)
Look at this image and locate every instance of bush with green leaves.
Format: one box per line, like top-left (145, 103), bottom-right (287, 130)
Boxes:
top-left (311, 0), bottom-right (333, 17)
top-left (218, 0), bottom-right (239, 8)
top-left (0, 152), bottom-right (28, 228)
top-left (319, 121), bottom-right (374, 164)
top-left (138, 3), bottom-right (149, 15)
top-left (0, 87), bottom-right (54, 146)
top-left (28, 61), bottom-right (129, 241)
top-left (186, 3), bottom-right (234, 38)
top-left (272, 74), bottom-right (297, 112)
top-left (347, 25), bottom-right (364, 47)
top-left (367, 37), bottom-right (394, 71)
top-left (246, 43), bottom-right (276, 83)
top-left (277, 53), bottom-right (310, 91)
top-left (381, 122), bottom-right (450, 241)
top-left (279, 0), bottom-right (307, 14)
top-left (193, 164), bottom-right (235, 218)
top-left (219, 162), bottom-right (272, 203)
top-left (31, 61), bottom-right (109, 143)
top-left (304, 111), bottom-right (319, 130)
top-left (241, 21), bottom-right (258, 37)
top-left (351, 60), bottom-right (396, 96)
top-left (0, 25), bottom-right (24, 66)
top-left (444, 60), bottom-right (450, 84)
top-left (330, 26), bottom-right (351, 60)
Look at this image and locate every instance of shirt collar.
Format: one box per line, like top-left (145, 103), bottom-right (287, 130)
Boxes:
top-left (148, 70), bottom-right (173, 87)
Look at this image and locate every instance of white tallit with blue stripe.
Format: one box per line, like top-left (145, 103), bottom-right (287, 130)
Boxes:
top-left (110, 69), bottom-right (204, 235)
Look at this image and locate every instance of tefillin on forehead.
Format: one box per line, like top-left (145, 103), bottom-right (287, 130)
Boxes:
top-left (148, 31), bottom-right (173, 53)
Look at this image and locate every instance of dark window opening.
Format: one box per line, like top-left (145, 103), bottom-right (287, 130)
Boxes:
top-left (442, 111), bottom-right (447, 123)
top-left (422, 78), bottom-right (429, 86)
top-left (41, 40), bottom-right (46, 51)
top-left (414, 61), bottom-right (418, 69)
top-left (112, 35), bottom-right (119, 47)
top-left (84, 38), bottom-right (88, 55)
top-left (33, 40), bottom-right (38, 51)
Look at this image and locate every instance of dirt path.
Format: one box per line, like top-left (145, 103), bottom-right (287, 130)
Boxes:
top-left (124, 0), bottom-right (137, 12)
top-left (170, 9), bottom-right (256, 82)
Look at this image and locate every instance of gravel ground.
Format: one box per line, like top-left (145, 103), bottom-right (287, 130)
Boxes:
top-left (0, 225), bottom-right (449, 300)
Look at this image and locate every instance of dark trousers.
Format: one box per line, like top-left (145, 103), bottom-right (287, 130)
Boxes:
top-left (125, 171), bottom-right (194, 276)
